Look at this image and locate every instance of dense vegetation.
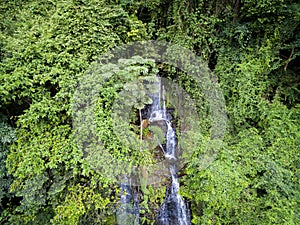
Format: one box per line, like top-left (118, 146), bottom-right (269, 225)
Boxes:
top-left (0, 0), bottom-right (299, 224)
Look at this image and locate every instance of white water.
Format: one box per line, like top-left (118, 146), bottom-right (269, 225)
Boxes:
top-left (149, 76), bottom-right (191, 225)
top-left (117, 180), bottom-right (139, 225)
top-left (117, 76), bottom-right (191, 225)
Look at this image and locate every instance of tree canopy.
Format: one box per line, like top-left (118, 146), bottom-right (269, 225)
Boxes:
top-left (0, 0), bottom-right (299, 224)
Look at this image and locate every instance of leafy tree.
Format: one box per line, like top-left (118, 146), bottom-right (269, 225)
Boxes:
top-left (1, 0), bottom-right (147, 224)
top-left (0, 0), bottom-right (299, 224)
top-left (0, 115), bottom-right (16, 222)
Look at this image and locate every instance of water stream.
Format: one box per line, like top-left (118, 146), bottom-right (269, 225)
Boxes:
top-left (149, 77), bottom-right (191, 225)
top-left (116, 180), bottom-right (139, 225)
top-left (117, 76), bottom-right (191, 225)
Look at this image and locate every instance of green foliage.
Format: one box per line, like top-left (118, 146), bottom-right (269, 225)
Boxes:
top-left (0, 115), bottom-right (16, 213)
top-left (75, 55), bottom-right (159, 160)
top-left (0, 0), bottom-right (299, 224)
top-left (184, 111), bottom-right (299, 224)
top-left (1, 0), bottom-right (148, 224)
top-left (129, 0), bottom-right (300, 224)
top-left (51, 184), bottom-right (111, 225)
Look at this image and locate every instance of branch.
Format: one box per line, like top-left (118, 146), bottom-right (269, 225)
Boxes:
top-left (232, 0), bottom-right (240, 25)
top-left (139, 109), bottom-right (143, 150)
top-left (284, 48), bottom-right (294, 71)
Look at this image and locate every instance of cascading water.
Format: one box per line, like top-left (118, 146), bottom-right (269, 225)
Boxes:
top-left (116, 178), bottom-right (139, 225)
top-left (116, 76), bottom-right (191, 225)
top-left (149, 77), bottom-right (191, 225)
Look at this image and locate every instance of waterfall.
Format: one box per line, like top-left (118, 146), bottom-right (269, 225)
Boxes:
top-left (116, 75), bottom-right (191, 225)
top-left (116, 178), bottom-right (139, 225)
top-left (149, 76), bottom-right (191, 225)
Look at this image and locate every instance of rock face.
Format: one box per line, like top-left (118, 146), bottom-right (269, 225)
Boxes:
top-left (141, 119), bottom-right (149, 129)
